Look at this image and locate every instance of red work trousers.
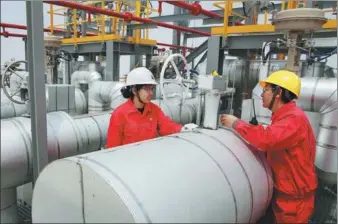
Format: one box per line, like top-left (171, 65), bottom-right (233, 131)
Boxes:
top-left (272, 192), bottom-right (315, 223)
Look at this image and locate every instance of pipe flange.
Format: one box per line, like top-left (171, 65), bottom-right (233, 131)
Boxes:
top-left (190, 2), bottom-right (202, 16)
top-left (123, 12), bottom-right (133, 23)
top-left (272, 8), bottom-right (327, 32)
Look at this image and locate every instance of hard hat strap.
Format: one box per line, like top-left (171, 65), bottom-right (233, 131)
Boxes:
top-left (269, 86), bottom-right (280, 110)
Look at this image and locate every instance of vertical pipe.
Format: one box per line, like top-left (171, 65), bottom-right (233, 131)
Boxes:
top-left (25, 1), bottom-right (49, 185)
top-left (134, 1), bottom-right (141, 44)
top-left (49, 5), bottom-right (54, 35)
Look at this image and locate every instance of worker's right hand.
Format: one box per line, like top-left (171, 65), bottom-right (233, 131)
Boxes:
top-left (181, 123), bottom-right (198, 132)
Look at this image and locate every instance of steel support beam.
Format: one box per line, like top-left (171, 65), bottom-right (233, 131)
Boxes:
top-left (178, 39), bottom-right (208, 68)
top-left (59, 41), bottom-right (155, 56)
top-left (206, 36), bottom-right (225, 76)
top-left (106, 41), bottom-right (120, 81)
top-left (25, 1), bottom-right (49, 186)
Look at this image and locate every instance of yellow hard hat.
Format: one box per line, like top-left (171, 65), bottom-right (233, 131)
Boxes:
top-left (259, 70), bottom-right (301, 98)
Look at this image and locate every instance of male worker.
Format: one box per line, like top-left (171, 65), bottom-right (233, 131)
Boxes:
top-left (220, 70), bottom-right (317, 223)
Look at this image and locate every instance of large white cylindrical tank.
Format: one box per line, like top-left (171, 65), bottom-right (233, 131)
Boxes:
top-left (32, 128), bottom-right (273, 223)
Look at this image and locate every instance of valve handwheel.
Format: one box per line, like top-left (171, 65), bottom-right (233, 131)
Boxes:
top-left (159, 53), bottom-right (192, 101)
top-left (1, 60), bottom-right (27, 104)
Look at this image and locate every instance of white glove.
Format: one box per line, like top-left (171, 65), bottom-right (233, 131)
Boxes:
top-left (181, 123), bottom-right (199, 132)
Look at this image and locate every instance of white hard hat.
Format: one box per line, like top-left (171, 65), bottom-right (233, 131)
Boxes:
top-left (125, 67), bottom-right (158, 86)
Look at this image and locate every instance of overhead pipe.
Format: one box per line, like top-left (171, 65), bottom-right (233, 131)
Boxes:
top-left (0, 32), bottom-right (26, 38)
top-left (166, 1), bottom-right (244, 26)
top-left (157, 42), bottom-right (195, 51)
top-left (1, 23), bottom-right (199, 49)
top-left (31, 128), bottom-right (273, 223)
top-left (0, 22), bottom-right (96, 36)
top-left (166, 1), bottom-right (222, 18)
top-left (43, 1), bottom-right (212, 36)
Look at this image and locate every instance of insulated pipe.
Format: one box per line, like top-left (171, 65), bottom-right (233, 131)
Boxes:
top-left (43, 1), bottom-right (211, 36)
top-left (88, 81), bottom-right (126, 113)
top-left (298, 77), bottom-right (337, 184)
top-left (1, 96), bottom-right (27, 119)
top-left (0, 111), bottom-right (110, 190)
top-left (1, 188), bottom-right (18, 223)
top-left (31, 128), bottom-right (273, 223)
top-left (70, 70), bottom-right (102, 89)
top-left (1, 86), bottom-right (87, 119)
top-left (74, 88), bottom-right (88, 114)
top-left (222, 60), bottom-right (335, 90)
top-left (1, 97), bottom-right (199, 190)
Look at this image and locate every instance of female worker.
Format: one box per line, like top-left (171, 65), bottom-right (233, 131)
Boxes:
top-left (106, 67), bottom-right (197, 148)
top-left (220, 70), bottom-right (317, 224)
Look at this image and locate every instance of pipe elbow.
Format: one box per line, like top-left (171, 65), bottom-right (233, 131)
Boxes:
top-left (70, 71), bottom-right (102, 89)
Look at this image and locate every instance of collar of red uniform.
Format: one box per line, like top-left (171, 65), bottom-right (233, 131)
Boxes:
top-left (271, 101), bottom-right (296, 121)
top-left (125, 98), bottom-right (152, 114)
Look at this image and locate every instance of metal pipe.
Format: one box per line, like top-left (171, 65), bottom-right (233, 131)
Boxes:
top-left (31, 128), bottom-right (273, 223)
top-left (0, 22), bottom-right (96, 36)
top-left (1, 87), bottom-right (87, 119)
top-left (1, 95), bottom-right (200, 190)
top-left (1, 188), bottom-right (18, 223)
top-left (70, 70), bottom-right (102, 89)
top-left (43, 1), bottom-right (211, 36)
top-left (0, 111), bottom-right (109, 190)
top-left (157, 42), bottom-right (195, 51)
top-left (87, 81), bottom-right (125, 113)
top-left (0, 32), bottom-right (27, 38)
top-left (166, 1), bottom-right (222, 18)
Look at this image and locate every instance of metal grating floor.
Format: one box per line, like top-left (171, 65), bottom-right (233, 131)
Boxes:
top-left (17, 199), bottom-right (32, 224)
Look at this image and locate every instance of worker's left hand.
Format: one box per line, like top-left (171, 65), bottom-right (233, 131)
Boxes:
top-left (181, 123), bottom-right (198, 132)
top-left (220, 114), bottom-right (238, 128)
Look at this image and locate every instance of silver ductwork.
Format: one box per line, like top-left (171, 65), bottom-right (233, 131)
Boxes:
top-left (298, 77), bottom-right (337, 184)
top-left (222, 60), bottom-right (335, 90)
top-left (31, 128), bottom-right (273, 223)
top-left (0, 111), bottom-right (111, 190)
top-left (1, 86), bottom-right (87, 119)
top-left (74, 88), bottom-right (88, 114)
top-left (88, 81), bottom-right (126, 113)
top-left (1, 97), bottom-right (199, 190)
top-left (70, 70), bottom-right (102, 89)
top-left (248, 77), bottom-right (337, 184)
top-left (1, 96), bottom-right (27, 119)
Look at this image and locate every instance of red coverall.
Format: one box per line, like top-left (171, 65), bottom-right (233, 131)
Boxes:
top-left (106, 98), bottom-right (182, 148)
top-left (233, 102), bottom-right (317, 223)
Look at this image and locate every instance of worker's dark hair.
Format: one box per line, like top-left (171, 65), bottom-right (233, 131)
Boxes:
top-left (120, 85), bottom-right (143, 99)
top-left (270, 84), bottom-right (297, 103)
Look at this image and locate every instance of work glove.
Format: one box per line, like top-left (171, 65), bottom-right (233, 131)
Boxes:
top-left (181, 123), bottom-right (199, 132)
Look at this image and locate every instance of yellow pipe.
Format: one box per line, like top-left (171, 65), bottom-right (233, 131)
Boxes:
top-left (50, 5), bottom-right (54, 34)
top-left (135, 0), bottom-right (141, 44)
top-left (263, 10), bottom-right (268, 25)
top-left (73, 8), bottom-right (77, 44)
top-left (146, 1), bottom-right (150, 39)
top-left (281, 1), bottom-right (286, 11)
top-left (223, 1), bottom-right (229, 36)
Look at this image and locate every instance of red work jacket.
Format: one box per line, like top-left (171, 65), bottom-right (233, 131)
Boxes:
top-left (234, 101), bottom-right (318, 196)
top-left (106, 99), bottom-right (182, 148)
